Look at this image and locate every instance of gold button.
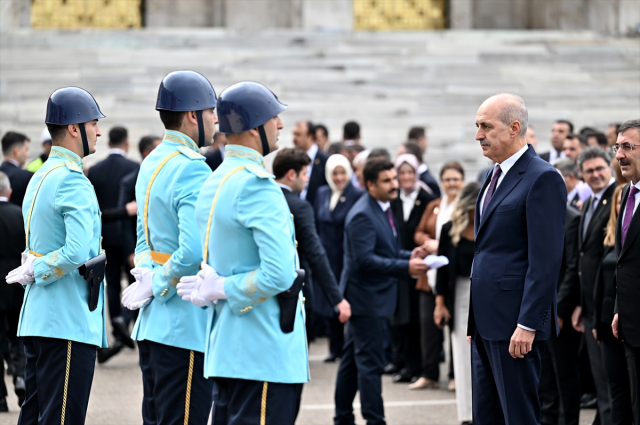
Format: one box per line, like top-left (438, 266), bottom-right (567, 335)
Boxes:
top-left (295, 240), bottom-right (298, 248)
top-left (240, 306), bottom-right (253, 313)
top-left (161, 288), bottom-right (168, 296)
top-left (302, 297), bottom-right (306, 305)
top-left (42, 273), bottom-right (50, 279)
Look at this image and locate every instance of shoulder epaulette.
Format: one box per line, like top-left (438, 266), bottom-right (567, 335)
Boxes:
top-left (177, 146), bottom-right (205, 160)
top-left (245, 163), bottom-right (274, 179)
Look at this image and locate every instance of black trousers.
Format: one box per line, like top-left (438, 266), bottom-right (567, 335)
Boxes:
top-left (418, 291), bottom-right (442, 381)
top-left (539, 323), bottom-right (581, 425)
top-left (0, 308), bottom-right (25, 398)
top-left (334, 316), bottom-right (387, 425)
top-left (583, 316), bottom-right (613, 424)
top-left (324, 316), bottom-right (345, 358)
top-left (389, 322), bottom-right (422, 377)
top-left (138, 340), bottom-right (213, 425)
top-left (105, 246), bottom-right (136, 328)
top-left (212, 377), bottom-right (302, 425)
top-left (471, 329), bottom-right (544, 425)
top-left (19, 337), bottom-right (96, 425)
top-left (625, 342), bottom-right (640, 425)
top-left (599, 324), bottom-right (633, 425)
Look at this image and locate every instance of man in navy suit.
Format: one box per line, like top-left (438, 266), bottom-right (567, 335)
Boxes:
top-left (293, 120), bottom-right (329, 206)
top-left (334, 158), bottom-right (428, 425)
top-left (468, 93), bottom-right (566, 425)
top-left (0, 131), bottom-right (33, 207)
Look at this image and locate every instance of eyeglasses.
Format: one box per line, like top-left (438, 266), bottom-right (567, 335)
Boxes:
top-left (612, 142), bottom-right (640, 153)
top-left (442, 178), bottom-right (462, 183)
top-left (582, 166), bottom-right (607, 176)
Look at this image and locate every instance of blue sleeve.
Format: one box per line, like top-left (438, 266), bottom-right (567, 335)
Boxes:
top-left (223, 179), bottom-right (297, 316)
top-left (347, 212), bottom-right (409, 277)
top-left (518, 169), bottom-right (567, 330)
top-left (33, 173), bottom-right (97, 286)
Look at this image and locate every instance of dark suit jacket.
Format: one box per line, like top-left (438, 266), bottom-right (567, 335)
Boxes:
top-left (556, 206), bottom-right (581, 319)
top-left (118, 169), bottom-right (138, 256)
top-left (305, 148), bottom-right (329, 206)
top-left (281, 187), bottom-right (343, 308)
top-left (0, 201), bottom-right (25, 311)
top-left (341, 193), bottom-right (412, 317)
top-left (314, 183), bottom-right (363, 317)
top-left (419, 168), bottom-right (441, 198)
top-left (539, 151), bottom-right (551, 162)
top-left (614, 182), bottom-right (640, 347)
top-left (390, 188), bottom-right (435, 324)
top-left (578, 182), bottom-right (616, 318)
top-left (87, 153), bottom-right (139, 248)
top-left (205, 148), bottom-right (224, 172)
top-left (468, 145), bottom-right (566, 341)
top-left (593, 246), bottom-right (617, 331)
top-left (0, 161), bottom-right (33, 208)
top-left (568, 192), bottom-right (580, 211)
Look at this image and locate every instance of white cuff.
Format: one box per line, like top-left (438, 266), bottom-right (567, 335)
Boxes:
top-left (517, 323), bottom-right (535, 332)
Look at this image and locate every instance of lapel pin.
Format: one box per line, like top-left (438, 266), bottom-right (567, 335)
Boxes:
top-left (415, 200), bottom-right (421, 206)
top-left (314, 158), bottom-right (320, 165)
top-left (340, 196), bottom-right (346, 202)
top-left (603, 199), bottom-right (607, 205)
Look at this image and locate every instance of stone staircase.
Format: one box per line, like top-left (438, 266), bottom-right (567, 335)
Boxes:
top-left (1, 28), bottom-right (639, 179)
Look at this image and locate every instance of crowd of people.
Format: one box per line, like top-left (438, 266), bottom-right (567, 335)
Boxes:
top-left (0, 72), bottom-right (639, 425)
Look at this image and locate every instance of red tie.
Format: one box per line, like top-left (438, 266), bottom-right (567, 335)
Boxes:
top-left (386, 208), bottom-right (397, 236)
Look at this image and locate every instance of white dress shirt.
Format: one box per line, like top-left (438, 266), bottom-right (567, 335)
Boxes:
top-left (300, 143), bottom-right (319, 200)
top-left (620, 180), bottom-right (640, 225)
top-left (548, 148), bottom-right (565, 163)
top-left (399, 190), bottom-right (419, 222)
top-left (0, 196), bottom-right (8, 202)
top-left (480, 144), bottom-right (529, 216)
top-left (4, 159), bottom-right (20, 168)
top-left (109, 148), bottom-right (127, 157)
top-left (276, 182), bottom-right (292, 192)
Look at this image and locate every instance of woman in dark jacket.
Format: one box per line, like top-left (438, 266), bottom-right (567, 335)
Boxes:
top-left (434, 182), bottom-right (480, 424)
top-left (592, 184), bottom-right (632, 425)
top-left (314, 153), bottom-right (363, 362)
top-left (389, 153), bottom-right (436, 383)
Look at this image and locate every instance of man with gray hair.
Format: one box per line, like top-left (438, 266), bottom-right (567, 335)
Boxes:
top-left (469, 93), bottom-right (566, 425)
top-left (0, 171), bottom-right (26, 411)
top-left (554, 158), bottom-right (592, 210)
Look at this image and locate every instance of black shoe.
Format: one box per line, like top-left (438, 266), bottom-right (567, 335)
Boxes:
top-left (112, 317), bottom-right (135, 349)
top-left (580, 393), bottom-right (598, 409)
top-left (324, 354), bottom-right (339, 363)
top-left (392, 368), bottom-right (414, 383)
top-left (14, 376), bottom-right (26, 406)
top-left (97, 340), bottom-right (124, 364)
top-left (383, 362), bottom-right (402, 375)
top-left (0, 397), bottom-right (8, 412)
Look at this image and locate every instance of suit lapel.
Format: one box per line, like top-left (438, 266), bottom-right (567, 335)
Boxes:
top-left (475, 169), bottom-right (492, 238)
top-left (621, 185), bottom-right (640, 257)
top-left (615, 184), bottom-right (628, 255)
top-left (367, 194), bottom-right (397, 248)
top-left (583, 184), bottom-right (615, 247)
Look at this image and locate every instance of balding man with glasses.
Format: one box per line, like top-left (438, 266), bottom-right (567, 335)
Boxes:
top-left (611, 119), bottom-right (640, 425)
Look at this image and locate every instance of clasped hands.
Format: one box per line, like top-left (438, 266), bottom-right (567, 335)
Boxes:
top-left (5, 253), bottom-right (37, 285)
top-left (409, 245), bottom-right (429, 276)
top-left (176, 262), bottom-right (226, 308)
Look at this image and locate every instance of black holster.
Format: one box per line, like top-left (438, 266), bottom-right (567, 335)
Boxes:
top-left (277, 269), bottom-right (305, 333)
top-left (78, 253), bottom-right (106, 312)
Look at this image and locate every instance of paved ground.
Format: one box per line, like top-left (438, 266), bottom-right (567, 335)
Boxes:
top-left (2, 336), bottom-right (596, 425)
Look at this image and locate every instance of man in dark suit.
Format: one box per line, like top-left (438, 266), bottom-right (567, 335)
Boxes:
top-left (204, 132), bottom-right (227, 172)
top-left (273, 148), bottom-right (351, 335)
top-left (334, 158), bottom-right (428, 425)
top-left (539, 205), bottom-right (582, 425)
top-left (87, 126), bottom-right (139, 357)
top-left (0, 131), bottom-right (33, 207)
top-left (555, 159), bottom-right (584, 211)
top-left (539, 120), bottom-right (573, 163)
top-left (469, 94), bottom-right (566, 425)
top-left (0, 172), bottom-right (26, 411)
top-left (612, 119), bottom-right (640, 424)
top-left (293, 120), bottom-right (329, 206)
top-left (571, 146), bottom-right (617, 424)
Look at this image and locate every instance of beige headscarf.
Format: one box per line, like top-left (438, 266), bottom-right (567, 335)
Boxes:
top-left (325, 154), bottom-right (353, 211)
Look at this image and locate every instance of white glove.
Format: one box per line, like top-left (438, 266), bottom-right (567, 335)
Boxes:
top-left (6, 253), bottom-right (36, 285)
top-left (122, 267), bottom-right (154, 310)
top-left (177, 262), bottom-right (226, 308)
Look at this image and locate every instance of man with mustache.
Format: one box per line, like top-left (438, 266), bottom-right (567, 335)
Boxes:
top-left (612, 119), bottom-right (640, 425)
top-left (468, 93), bottom-right (566, 425)
top-left (334, 158), bottom-right (428, 425)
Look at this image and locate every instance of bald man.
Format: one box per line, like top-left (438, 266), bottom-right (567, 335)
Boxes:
top-left (469, 94), bottom-right (566, 425)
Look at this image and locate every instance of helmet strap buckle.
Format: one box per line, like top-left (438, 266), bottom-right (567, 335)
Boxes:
top-left (258, 125), bottom-right (269, 157)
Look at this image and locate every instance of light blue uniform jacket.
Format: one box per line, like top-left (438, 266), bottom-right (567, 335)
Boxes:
top-left (196, 145), bottom-right (309, 384)
top-left (18, 147), bottom-right (108, 348)
top-left (131, 130), bottom-right (211, 352)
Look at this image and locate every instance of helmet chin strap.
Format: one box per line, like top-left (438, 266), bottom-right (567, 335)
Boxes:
top-left (257, 125), bottom-right (270, 157)
top-left (78, 123), bottom-right (90, 157)
top-left (196, 110), bottom-right (205, 148)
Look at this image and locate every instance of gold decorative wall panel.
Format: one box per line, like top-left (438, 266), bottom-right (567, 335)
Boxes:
top-left (31, 0), bottom-right (142, 29)
top-left (354, 0), bottom-right (446, 30)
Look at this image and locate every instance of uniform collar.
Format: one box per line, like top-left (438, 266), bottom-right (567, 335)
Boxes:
top-left (225, 145), bottom-right (266, 168)
top-left (162, 130), bottom-right (201, 154)
top-left (49, 146), bottom-right (85, 170)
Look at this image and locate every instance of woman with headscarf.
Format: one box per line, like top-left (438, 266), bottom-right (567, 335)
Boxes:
top-left (433, 182), bottom-right (481, 424)
top-left (314, 154), bottom-right (363, 362)
top-left (388, 154), bottom-right (437, 383)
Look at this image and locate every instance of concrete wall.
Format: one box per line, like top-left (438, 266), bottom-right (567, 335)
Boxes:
top-left (0, 0), bottom-right (30, 30)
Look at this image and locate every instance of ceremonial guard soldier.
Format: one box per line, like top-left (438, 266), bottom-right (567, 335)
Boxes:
top-left (6, 87), bottom-right (108, 424)
top-left (177, 81), bottom-right (309, 424)
top-left (122, 70), bottom-right (216, 424)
